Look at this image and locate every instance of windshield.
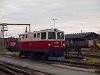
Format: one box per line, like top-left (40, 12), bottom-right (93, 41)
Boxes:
top-left (48, 32), bottom-right (56, 39)
top-left (57, 32), bottom-right (64, 39)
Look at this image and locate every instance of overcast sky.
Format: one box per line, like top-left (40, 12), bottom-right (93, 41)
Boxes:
top-left (0, 0), bottom-right (100, 37)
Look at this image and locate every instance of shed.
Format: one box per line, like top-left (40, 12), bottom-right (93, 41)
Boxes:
top-left (65, 32), bottom-right (100, 48)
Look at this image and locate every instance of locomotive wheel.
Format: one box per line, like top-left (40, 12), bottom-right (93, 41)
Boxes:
top-left (19, 51), bottom-right (29, 57)
top-left (24, 51), bottom-right (30, 57)
top-left (30, 52), bottom-right (35, 58)
top-left (41, 53), bottom-right (48, 60)
top-left (24, 54), bottom-right (28, 57)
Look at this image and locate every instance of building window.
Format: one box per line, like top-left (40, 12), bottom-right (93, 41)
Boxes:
top-left (41, 32), bottom-right (46, 39)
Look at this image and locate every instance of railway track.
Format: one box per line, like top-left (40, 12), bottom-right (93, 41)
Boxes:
top-left (0, 62), bottom-right (32, 75)
top-left (3, 51), bottom-right (100, 72)
top-left (5, 55), bottom-right (100, 69)
top-left (1, 54), bottom-right (100, 74)
top-left (0, 61), bottom-right (51, 75)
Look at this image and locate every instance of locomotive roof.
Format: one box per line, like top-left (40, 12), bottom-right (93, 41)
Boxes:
top-left (39, 28), bottom-right (63, 32)
top-left (19, 28), bottom-right (63, 35)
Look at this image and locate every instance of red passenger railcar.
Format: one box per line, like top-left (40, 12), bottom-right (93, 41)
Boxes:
top-left (18, 28), bottom-right (65, 60)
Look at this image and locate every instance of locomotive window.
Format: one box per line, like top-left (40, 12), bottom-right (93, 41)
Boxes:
top-left (34, 34), bottom-right (36, 38)
top-left (57, 32), bottom-right (64, 39)
top-left (19, 35), bottom-right (21, 40)
top-left (26, 34), bottom-right (28, 38)
top-left (37, 33), bottom-right (40, 38)
top-left (41, 32), bottom-right (46, 39)
top-left (48, 32), bottom-right (56, 39)
top-left (22, 35), bottom-right (24, 39)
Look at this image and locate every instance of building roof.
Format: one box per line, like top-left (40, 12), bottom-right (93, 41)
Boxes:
top-left (65, 32), bottom-right (99, 39)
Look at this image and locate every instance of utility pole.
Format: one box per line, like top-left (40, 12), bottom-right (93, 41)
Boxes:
top-left (53, 19), bottom-right (57, 28)
top-left (81, 30), bottom-right (82, 33)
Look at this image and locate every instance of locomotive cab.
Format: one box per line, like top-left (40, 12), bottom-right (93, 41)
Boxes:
top-left (46, 30), bottom-right (65, 60)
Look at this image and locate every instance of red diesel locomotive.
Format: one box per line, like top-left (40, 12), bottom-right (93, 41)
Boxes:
top-left (5, 37), bottom-right (18, 51)
top-left (18, 28), bottom-right (65, 60)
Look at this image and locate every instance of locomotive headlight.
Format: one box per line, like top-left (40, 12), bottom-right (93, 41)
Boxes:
top-left (63, 44), bottom-right (65, 46)
top-left (48, 44), bottom-right (51, 46)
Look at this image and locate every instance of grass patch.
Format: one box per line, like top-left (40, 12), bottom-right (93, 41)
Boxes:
top-left (86, 58), bottom-right (100, 64)
top-left (0, 50), bottom-right (5, 55)
top-left (6, 52), bottom-right (20, 57)
top-left (11, 52), bottom-right (20, 57)
top-left (81, 48), bottom-right (91, 50)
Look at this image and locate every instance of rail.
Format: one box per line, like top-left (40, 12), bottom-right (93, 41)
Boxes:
top-left (0, 61), bottom-right (50, 75)
top-left (0, 63), bottom-right (31, 75)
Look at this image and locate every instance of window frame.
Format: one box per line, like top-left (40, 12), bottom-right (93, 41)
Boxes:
top-left (22, 35), bottom-right (25, 39)
top-left (37, 33), bottom-right (40, 38)
top-left (25, 34), bottom-right (28, 38)
top-left (41, 32), bottom-right (46, 39)
top-left (34, 33), bottom-right (36, 38)
top-left (57, 32), bottom-right (64, 39)
top-left (48, 32), bottom-right (56, 39)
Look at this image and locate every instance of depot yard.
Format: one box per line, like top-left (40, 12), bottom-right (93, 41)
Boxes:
top-left (0, 47), bottom-right (100, 70)
top-left (0, 40), bottom-right (100, 70)
top-left (65, 49), bottom-right (100, 68)
top-left (1, 49), bottom-right (100, 72)
top-left (0, 39), bottom-right (100, 74)
top-left (0, 49), bottom-right (100, 75)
